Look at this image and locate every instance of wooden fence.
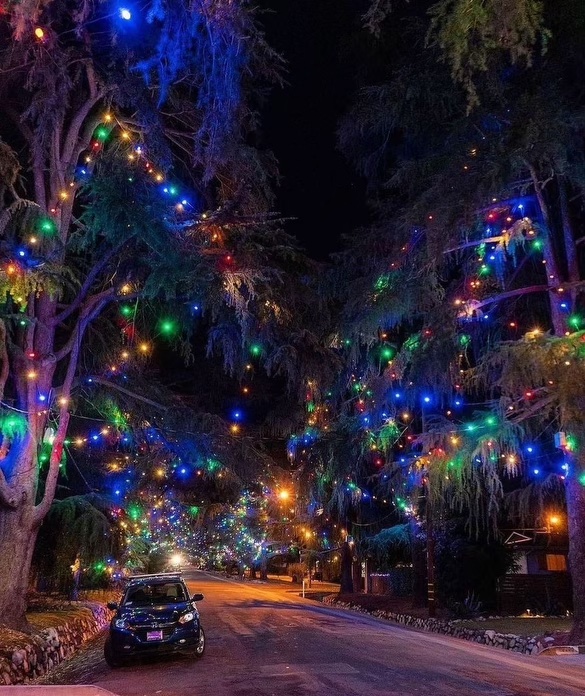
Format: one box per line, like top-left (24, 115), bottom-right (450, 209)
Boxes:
top-left (497, 573), bottom-right (572, 615)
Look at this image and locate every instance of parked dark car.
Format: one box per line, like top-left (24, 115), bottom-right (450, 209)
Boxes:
top-left (104, 573), bottom-right (205, 667)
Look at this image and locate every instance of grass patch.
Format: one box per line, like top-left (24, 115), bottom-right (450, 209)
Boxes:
top-left (458, 617), bottom-right (571, 636)
top-left (27, 608), bottom-right (93, 630)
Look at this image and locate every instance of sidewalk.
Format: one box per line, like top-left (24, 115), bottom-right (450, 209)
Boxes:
top-left (266, 573), bottom-right (340, 594)
top-left (1, 688), bottom-right (118, 695)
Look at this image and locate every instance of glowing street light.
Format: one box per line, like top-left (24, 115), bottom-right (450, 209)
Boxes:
top-left (170, 553), bottom-right (183, 567)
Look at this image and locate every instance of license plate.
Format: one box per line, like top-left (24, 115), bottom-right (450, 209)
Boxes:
top-left (146, 630), bottom-right (163, 641)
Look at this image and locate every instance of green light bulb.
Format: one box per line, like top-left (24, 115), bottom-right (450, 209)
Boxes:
top-left (94, 126), bottom-right (109, 142)
top-left (39, 218), bottom-right (57, 235)
top-left (160, 319), bottom-right (176, 336)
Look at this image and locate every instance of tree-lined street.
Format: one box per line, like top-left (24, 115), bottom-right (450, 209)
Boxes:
top-left (3, 0), bottom-right (585, 687)
top-left (38, 572), bottom-right (585, 696)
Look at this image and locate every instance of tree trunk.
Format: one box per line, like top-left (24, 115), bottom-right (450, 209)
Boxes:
top-left (566, 474), bottom-right (585, 643)
top-left (426, 495), bottom-right (436, 618)
top-left (0, 504), bottom-right (39, 632)
top-left (259, 551), bottom-right (268, 581)
top-left (527, 162), bottom-right (566, 336)
top-left (558, 177), bottom-right (579, 286)
top-left (410, 519), bottom-right (427, 607)
top-left (340, 541), bottom-right (354, 593)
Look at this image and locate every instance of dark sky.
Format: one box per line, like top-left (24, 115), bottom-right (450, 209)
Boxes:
top-left (259, 0), bottom-right (368, 260)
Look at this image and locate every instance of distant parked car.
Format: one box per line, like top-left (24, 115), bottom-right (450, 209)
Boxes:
top-left (104, 572), bottom-right (205, 668)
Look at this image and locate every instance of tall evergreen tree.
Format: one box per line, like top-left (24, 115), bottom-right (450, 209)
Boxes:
top-left (313, 0), bottom-right (585, 634)
top-left (0, 0), bottom-right (287, 630)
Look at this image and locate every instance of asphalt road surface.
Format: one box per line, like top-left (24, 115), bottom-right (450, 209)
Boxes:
top-left (38, 570), bottom-right (585, 696)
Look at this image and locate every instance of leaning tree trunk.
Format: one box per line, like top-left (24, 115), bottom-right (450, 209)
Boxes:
top-left (566, 473), bottom-right (585, 643)
top-left (0, 367), bottom-right (70, 630)
top-left (0, 505), bottom-right (40, 632)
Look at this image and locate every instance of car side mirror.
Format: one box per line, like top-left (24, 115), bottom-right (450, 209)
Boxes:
top-left (107, 602), bottom-right (119, 611)
top-left (191, 593), bottom-right (204, 602)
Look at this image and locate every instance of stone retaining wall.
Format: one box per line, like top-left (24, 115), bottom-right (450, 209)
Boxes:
top-left (322, 596), bottom-right (545, 654)
top-left (0, 602), bottom-right (113, 685)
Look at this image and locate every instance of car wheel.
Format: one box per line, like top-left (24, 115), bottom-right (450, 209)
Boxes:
top-left (193, 625), bottom-right (205, 658)
top-left (104, 637), bottom-right (123, 668)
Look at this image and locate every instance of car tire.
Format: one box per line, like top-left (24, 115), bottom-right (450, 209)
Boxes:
top-left (104, 637), bottom-right (123, 668)
top-left (193, 625), bottom-right (205, 658)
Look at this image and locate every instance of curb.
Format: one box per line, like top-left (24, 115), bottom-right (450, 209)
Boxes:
top-left (0, 687), bottom-right (119, 695)
top-left (319, 597), bottom-right (577, 656)
top-left (538, 645), bottom-right (585, 656)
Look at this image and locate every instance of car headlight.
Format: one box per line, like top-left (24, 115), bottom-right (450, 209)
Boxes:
top-left (114, 618), bottom-right (128, 629)
top-left (178, 611), bottom-right (195, 624)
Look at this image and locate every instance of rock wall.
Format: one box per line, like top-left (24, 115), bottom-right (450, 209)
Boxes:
top-left (322, 597), bottom-right (546, 654)
top-left (0, 602), bottom-right (113, 685)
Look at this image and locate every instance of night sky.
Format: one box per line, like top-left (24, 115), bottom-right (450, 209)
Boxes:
top-left (259, 0), bottom-right (368, 260)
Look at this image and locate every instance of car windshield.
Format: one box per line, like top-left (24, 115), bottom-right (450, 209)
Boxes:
top-left (123, 582), bottom-right (186, 606)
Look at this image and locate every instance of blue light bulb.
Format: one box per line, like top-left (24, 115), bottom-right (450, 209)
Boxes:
top-left (119, 8), bottom-right (132, 20)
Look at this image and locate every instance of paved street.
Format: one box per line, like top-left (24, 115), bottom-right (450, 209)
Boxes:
top-left (38, 570), bottom-right (585, 696)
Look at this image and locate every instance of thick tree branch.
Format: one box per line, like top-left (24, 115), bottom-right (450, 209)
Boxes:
top-left (466, 285), bottom-right (549, 311)
top-left (51, 243), bottom-right (127, 326)
top-left (469, 281), bottom-right (585, 314)
top-left (509, 394), bottom-right (558, 425)
top-left (61, 64), bottom-right (106, 166)
top-left (3, 107), bottom-right (46, 208)
top-left (89, 377), bottom-right (169, 411)
top-left (53, 288), bottom-right (116, 362)
top-left (444, 234), bottom-right (508, 254)
top-left (0, 320), bottom-right (10, 401)
top-left (0, 467), bottom-right (18, 509)
top-left (33, 290), bottom-right (110, 523)
top-left (33, 410), bottom-right (70, 524)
